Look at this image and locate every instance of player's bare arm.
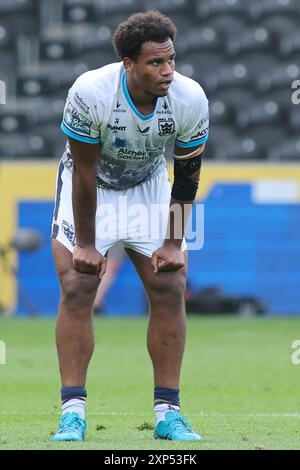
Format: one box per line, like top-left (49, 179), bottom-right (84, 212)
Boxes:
top-left (152, 143), bottom-right (205, 273)
top-left (69, 136), bottom-right (106, 278)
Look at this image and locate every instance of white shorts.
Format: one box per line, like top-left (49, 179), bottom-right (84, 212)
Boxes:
top-left (51, 163), bottom-right (187, 258)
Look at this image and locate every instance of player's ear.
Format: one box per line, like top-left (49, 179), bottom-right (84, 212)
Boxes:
top-left (123, 57), bottom-right (134, 73)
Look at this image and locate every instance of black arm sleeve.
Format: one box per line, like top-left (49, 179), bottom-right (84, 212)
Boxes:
top-left (171, 155), bottom-right (202, 201)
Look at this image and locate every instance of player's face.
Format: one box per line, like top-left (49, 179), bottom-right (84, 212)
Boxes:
top-left (130, 39), bottom-right (176, 97)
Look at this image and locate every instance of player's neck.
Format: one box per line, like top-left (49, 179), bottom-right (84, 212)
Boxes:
top-left (126, 74), bottom-right (156, 115)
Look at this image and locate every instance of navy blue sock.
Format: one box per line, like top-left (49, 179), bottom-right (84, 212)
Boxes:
top-left (61, 386), bottom-right (87, 404)
top-left (154, 387), bottom-right (180, 408)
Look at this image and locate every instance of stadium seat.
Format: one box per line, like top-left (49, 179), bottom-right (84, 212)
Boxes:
top-left (209, 98), bottom-right (233, 126)
top-left (207, 125), bottom-right (262, 160)
top-left (62, 2), bottom-right (95, 24)
top-left (94, 0), bottom-right (145, 16)
top-left (246, 125), bottom-right (288, 160)
top-left (74, 26), bottom-right (113, 54)
top-left (39, 39), bottom-right (75, 61)
top-left (201, 62), bottom-right (252, 93)
top-left (0, 0), bottom-right (298, 160)
top-left (176, 25), bottom-right (221, 56)
top-left (277, 30), bottom-right (300, 58)
top-left (225, 26), bottom-right (274, 58)
top-left (80, 49), bottom-right (117, 70)
top-left (0, 111), bottom-right (27, 133)
top-left (145, 0), bottom-right (189, 15)
top-left (287, 107), bottom-right (300, 132)
top-left (267, 137), bottom-right (300, 161)
top-left (246, 0), bottom-right (300, 21)
top-left (24, 98), bottom-right (65, 127)
top-left (257, 62), bottom-right (300, 93)
top-left (17, 77), bottom-right (51, 98)
top-left (210, 131), bottom-right (262, 160)
top-left (0, 0), bottom-right (35, 16)
top-left (0, 24), bottom-right (12, 50)
top-left (194, 0), bottom-right (248, 21)
top-left (0, 132), bottom-right (53, 158)
top-left (235, 99), bottom-right (282, 130)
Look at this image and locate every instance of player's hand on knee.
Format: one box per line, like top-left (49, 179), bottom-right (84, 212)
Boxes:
top-left (151, 245), bottom-right (185, 273)
top-left (73, 245), bottom-right (107, 279)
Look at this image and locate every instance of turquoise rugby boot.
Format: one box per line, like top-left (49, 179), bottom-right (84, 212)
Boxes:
top-left (154, 411), bottom-right (202, 441)
top-left (52, 412), bottom-right (86, 441)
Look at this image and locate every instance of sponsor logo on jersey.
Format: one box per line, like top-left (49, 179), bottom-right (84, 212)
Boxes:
top-left (113, 100), bottom-right (126, 113)
top-left (62, 220), bottom-right (76, 246)
top-left (197, 118), bottom-right (208, 129)
top-left (191, 127), bottom-right (209, 140)
top-left (107, 121), bottom-right (127, 132)
top-left (64, 103), bottom-right (92, 135)
top-left (117, 148), bottom-right (147, 160)
top-left (157, 100), bottom-right (172, 115)
top-left (137, 124), bottom-right (150, 135)
top-left (74, 92), bottom-right (90, 113)
top-left (158, 118), bottom-right (175, 136)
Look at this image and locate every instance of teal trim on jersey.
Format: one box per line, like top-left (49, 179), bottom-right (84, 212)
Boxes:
top-left (61, 122), bottom-right (100, 144)
top-left (175, 134), bottom-right (208, 148)
top-left (122, 70), bottom-right (157, 121)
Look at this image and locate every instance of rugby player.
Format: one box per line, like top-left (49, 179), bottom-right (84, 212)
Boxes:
top-left (51, 10), bottom-right (209, 442)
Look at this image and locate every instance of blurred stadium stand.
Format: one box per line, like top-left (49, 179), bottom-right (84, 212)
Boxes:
top-left (0, 0), bottom-right (299, 160)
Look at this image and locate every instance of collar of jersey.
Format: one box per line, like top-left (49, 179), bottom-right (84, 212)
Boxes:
top-left (121, 69), bottom-right (158, 121)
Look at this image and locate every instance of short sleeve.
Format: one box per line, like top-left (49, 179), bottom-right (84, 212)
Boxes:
top-left (175, 87), bottom-right (209, 149)
top-left (61, 78), bottom-right (100, 144)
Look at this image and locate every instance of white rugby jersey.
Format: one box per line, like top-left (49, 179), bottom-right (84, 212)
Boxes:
top-left (60, 62), bottom-right (209, 190)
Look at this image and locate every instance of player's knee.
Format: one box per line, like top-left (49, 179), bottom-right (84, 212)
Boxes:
top-left (60, 270), bottom-right (99, 307)
top-left (149, 271), bottom-right (186, 305)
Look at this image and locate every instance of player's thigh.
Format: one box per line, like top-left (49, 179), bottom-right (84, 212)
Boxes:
top-left (125, 248), bottom-right (187, 301)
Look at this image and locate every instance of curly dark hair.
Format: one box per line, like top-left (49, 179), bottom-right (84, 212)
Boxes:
top-left (112, 10), bottom-right (177, 61)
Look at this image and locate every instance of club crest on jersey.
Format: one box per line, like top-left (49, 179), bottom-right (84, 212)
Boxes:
top-left (158, 118), bottom-right (175, 136)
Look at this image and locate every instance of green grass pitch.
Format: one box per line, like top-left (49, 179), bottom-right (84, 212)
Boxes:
top-left (0, 315), bottom-right (300, 450)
